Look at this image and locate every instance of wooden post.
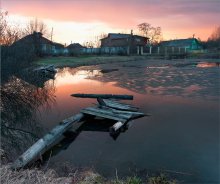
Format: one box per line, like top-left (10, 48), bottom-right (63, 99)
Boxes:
top-left (137, 46), bottom-right (139, 55)
top-left (140, 46), bottom-right (143, 55)
top-left (149, 46), bottom-right (152, 55)
top-left (109, 121), bottom-right (124, 135)
top-left (12, 113), bottom-right (85, 169)
top-left (172, 47), bottom-right (174, 53)
top-left (157, 47), bottom-right (160, 54)
top-left (179, 47), bottom-right (181, 53)
top-left (127, 46), bottom-right (130, 55)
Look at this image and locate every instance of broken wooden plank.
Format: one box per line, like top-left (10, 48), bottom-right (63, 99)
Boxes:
top-left (71, 93), bottom-right (133, 100)
top-left (101, 99), bottom-right (139, 111)
top-left (110, 108), bottom-right (146, 119)
top-left (81, 107), bottom-right (129, 123)
top-left (85, 107), bottom-right (135, 119)
top-left (11, 113), bottom-right (85, 169)
top-left (33, 65), bottom-right (56, 73)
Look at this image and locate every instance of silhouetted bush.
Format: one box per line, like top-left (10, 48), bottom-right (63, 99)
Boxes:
top-left (0, 77), bottom-right (55, 160)
top-left (1, 43), bottom-right (36, 83)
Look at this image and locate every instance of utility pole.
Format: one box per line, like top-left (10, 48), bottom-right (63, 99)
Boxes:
top-left (51, 27), bottom-right (53, 42)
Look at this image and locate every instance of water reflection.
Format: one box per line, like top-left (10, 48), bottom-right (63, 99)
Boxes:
top-left (84, 61), bottom-right (220, 100)
top-left (51, 68), bottom-right (102, 86)
top-left (36, 63), bottom-right (219, 183)
top-left (44, 63), bottom-right (219, 103)
top-left (196, 62), bottom-right (220, 68)
top-left (1, 76), bottom-right (56, 161)
top-left (42, 118), bottom-right (124, 162)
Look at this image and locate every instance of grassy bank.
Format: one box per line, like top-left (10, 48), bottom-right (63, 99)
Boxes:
top-left (36, 52), bottom-right (220, 68)
top-left (0, 164), bottom-right (178, 184)
top-left (36, 55), bottom-right (148, 68)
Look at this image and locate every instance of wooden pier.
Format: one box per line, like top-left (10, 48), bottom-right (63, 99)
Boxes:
top-left (12, 94), bottom-right (148, 169)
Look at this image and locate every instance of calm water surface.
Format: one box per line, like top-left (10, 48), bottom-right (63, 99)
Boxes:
top-left (37, 60), bottom-right (220, 183)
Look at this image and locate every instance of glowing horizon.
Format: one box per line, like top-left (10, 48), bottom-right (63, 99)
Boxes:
top-left (2, 0), bottom-right (220, 45)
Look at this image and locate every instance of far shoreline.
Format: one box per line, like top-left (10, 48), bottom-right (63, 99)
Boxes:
top-left (36, 55), bottom-right (220, 69)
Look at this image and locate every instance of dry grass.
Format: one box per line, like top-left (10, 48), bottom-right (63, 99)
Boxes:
top-left (0, 163), bottom-right (106, 184)
top-left (0, 165), bottom-right (72, 184)
top-left (0, 164), bottom-right (179, 184)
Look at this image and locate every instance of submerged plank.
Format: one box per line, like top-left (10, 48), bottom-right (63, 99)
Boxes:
top-left (12, 113), bottom-right (84, 169)
top-left (71, 93), bottom-right (133, 100)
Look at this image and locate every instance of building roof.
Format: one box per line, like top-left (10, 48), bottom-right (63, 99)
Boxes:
top-left (159, 38), bottom-right (199, 47)
top-left (53, 42), bottom-right (64, 48)
top-left (108, 33), bottom-right (130, 39)
top-left (13, 32), bottom-right (52, 47)
top-left (13, 32), bottom-right (66, 49)
top-left (67, 43), bottom-right (85, 49)
top-left (101, 33), bottom-right (148, 40)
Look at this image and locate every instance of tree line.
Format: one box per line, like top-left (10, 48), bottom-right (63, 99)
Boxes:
top-left (203, 26), bottom-right (220, 50)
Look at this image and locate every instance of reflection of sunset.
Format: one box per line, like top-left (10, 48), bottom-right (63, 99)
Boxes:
top-left (48, 69), bottom-right (103, 86)
top-left (197, 62), bottom-right (220, 68)
top-left (38, 66), bottom-right (219, 132)
top-left (35, 65), bottom-right (219, 183)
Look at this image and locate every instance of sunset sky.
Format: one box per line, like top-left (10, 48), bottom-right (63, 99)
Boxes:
top-left (1, 0), bottom-right (220, 45)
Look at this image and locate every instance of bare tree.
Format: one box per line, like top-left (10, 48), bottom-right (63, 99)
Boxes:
top-left (0, 11), bottom-right (7, 36)
top-left (23, 18), bottom-right (50, 38)
top-left (206, 26), bottom-right (220, 49)
top-left (137, 23), bottom-right (151, 38)
top-left (83, 33), bottom-right (107, 48)
top-left (93, 33), bottom-right (107, 48)
top-left (137, 22), bottom-right (162, 44)
top-left (149, 26), bottom-right (162, 44)
top-left (208, 26), bottom-right (220, 41)
top-left (0, 11), bottom-right (22, 45)
top-left (82, 41), bottom-right (94, 48)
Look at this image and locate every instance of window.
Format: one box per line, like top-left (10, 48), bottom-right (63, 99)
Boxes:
top-left (42, 44), bottom-right (46, 51)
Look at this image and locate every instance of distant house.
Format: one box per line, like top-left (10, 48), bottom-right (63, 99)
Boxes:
top-left (67, 43), bottom-right (85, 55)
top-left (100, 31), bottom-right (149, 55)
top-left (158, 38), bottom-right (203, 51)
top-left (52, 42), bottom-right (65, 55)
top-left (13, 32), bottom-right (53, 56)
top-left (13, 32), bottom-right (66, 56)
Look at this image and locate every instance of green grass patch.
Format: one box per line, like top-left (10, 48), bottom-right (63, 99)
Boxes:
top-left (36, 55), bottom-right (147, 68)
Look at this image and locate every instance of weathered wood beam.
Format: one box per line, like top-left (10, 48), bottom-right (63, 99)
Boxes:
top-left (33, 65), bottom-right (56, 73)
top-left (99, 106), bottom-right (147, 118)
top-left (71, 93), bottom-right (133, 100)
top-left (11, 113), bottom-right (85, 169)
top-left (101, 99), bottom-right (139, 111)
top-left (81, 107), bottom-right (128, 123)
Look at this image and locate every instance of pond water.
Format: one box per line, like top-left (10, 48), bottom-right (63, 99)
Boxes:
top-left (36, 60), bottom-right (219, 183)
